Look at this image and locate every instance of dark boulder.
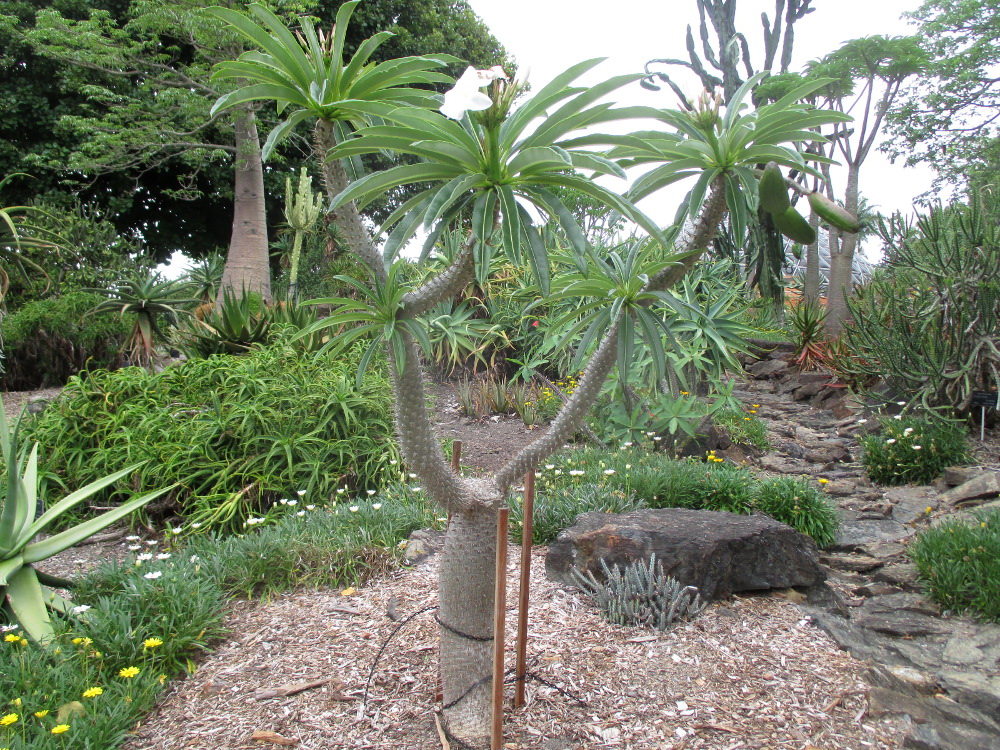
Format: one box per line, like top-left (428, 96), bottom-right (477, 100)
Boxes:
top-left (545, 508), bottom-right (826, 601)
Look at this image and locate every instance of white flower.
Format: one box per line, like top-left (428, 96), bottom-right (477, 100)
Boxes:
top-left (306, 505), bottom-right (316, 511)
top-left (604, 469), bottom-right (616, 475)
top-left (156, 553), bottom-right (171, 561)
top-left (372, 503), bottom-right (382, 510)
top-left (389, 460), bottom-right (397, 465)
top-left (337, 488), bottom-right (345, 494)
top-left (72, 605), bottom-right (91, 614)
top-left (857, 418), bottom-right (868, 425)
top-left (125, 535), bottom-right (140, 541)
top-left (296, 489), bottom-right (306, 496)
top-left (886, 438), bottom-right (897, 444)
top-left (366, 489), bottom-right (376, 496)
top-left (136, 553), bottom-right (153, 562)
top-left (296, 511), bottom-right (306, 517)
top-left (189, 555), bottom-right (200, 563)
top-left (623, 442), bottom-right (633, 448)
top-left (279, 498), bottom-right (288, 505)
top-left (170, 526), bottom-right (182, 534)
top-left (128, 544), bottom-right (141, 551)
top-left (897, 401), bottom-right (907, 406)
top-left (913, 445), bottom-right (923, 450)
top-left (145, 540), bottom-right (157, 546)
top-left (569, 470), bottom-right (585, 477)
top-left (436, 517), bottom-right (448, 523)
top-left (143, 571), bottom-right (163, 580)
top-left (408, 473), bottom-right (418, 479)
top-left (625, 464), bottom-right (632, 470)
top-left (397, 540), bottom-right (408, 549)
top-left (646, 431), bottom-right (656, 437)
top-left (191, 522), bottom-right (202, 529)
top-left (410, 486), bottom-right (422, 492)
top-left (653, 436), bottom-right (662, 442)
top-left (893, 414), bottom-right (903, 420)
top-left (245, 517), bottom-right (265, 526)
top-left (1, 624), bottom-right (19, 632)
top-left (350, 506), bottom-right (360, 513)
top-left (440, 65), bottom-right (508, 120)
top-left (545, 464), bottom-right (555, 470)
top-left (287, 500), bottom-right (297, 507)
top-left (553, 469), bottom-right (562, 475)
top-left (903, 427), bottom-right (914, 435)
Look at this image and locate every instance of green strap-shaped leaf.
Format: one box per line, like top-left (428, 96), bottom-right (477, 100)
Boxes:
top-left (0, 555), bottom-right (24, 587)
top-left (5, 566), bottom-right (54, 643)
top-left (22, 485), bottom-right (174, 564)
top-left (472, 191), bottom-right (497, 247)
top-left (517, 204), bottom-right (551, 297)
top-left (497, 185), bottom-right (522, 264)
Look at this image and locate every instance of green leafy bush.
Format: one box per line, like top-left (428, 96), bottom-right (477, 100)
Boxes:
top-left (715, 407), bottom-right (770, 451)
top-left (23, 344), bottom-right (400, 532)
top-left (753, 476), bottom-right (840, 548)
top-left (860, 415), bottom-right (969, 485)
top-left (842, 197), bottom-right (1000, 414)
top-left (1, 292), bottom-right (129, 389)
top-left (909, 510), bottom-right (1000, 622)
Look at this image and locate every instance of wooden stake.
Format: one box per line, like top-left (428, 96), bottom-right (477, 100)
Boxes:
top-left (491, 506), bottom-right (509, 750)
top-left (451, 439), bottom-right (462, 472)
top-left (514, 471), bottom-right (535, 708)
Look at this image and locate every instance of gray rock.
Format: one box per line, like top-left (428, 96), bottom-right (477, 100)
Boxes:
top-left (853, 611), bottom-right (952, 638)
top-left (937, 671), bottom-right (1000, 716)
top-left (403, 529), bottom-right (445, 564)
top-left (820, 552), bottom-right (885, 572)
top-left (886, 486), bottom-right (939, 524)
top-left (942, 467), bottom-right (987, 487)
top-left (869, 687), bottom-right (1000, 734)
top-left (861, 593), bottom-right (939, 617)
top-left (830, 519), bottom-right (915, 551)
top-left (904, 722), bottom-right (1000, 750)
top-left (941, 473), bottom-right (1000, 506)
top-left (545, 508), bottom-right (826, 601)
top-left (942, 626), bottom-right (1000, 669)
top-left (748, 358), bottom-right (790, 379)
top-left (873, 562), bottom-right (921, 589)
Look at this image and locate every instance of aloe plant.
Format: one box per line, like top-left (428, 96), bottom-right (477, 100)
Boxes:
top-left (0, 409), bottom-right (171, 642)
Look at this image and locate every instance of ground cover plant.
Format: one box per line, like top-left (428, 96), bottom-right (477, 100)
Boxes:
top-left (860, 413), bottom-right (969, 486)
top-left (510, 446), bottom-right (840, 547)
top-left (22, 343), bottom-right (399, 532)
top-left (909, 509), bottom-right (1000, 623)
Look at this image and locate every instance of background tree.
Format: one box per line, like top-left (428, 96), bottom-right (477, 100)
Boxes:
top-left (3, 0), bottom-right (509, 296)
top-left (804, 35), bottom-right (925, 333)
top-left (887, 0), bottom-right (1000, 193)
top-left (642, 0), bottom-right (815, 102)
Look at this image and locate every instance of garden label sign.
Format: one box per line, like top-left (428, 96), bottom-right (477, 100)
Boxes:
top-left (972, 390), bottom-right (998, 441)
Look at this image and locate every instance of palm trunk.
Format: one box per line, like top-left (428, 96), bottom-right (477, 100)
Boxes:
top-left (804, 211), bottom-right (821, 303)
top-left (219, 108), bottom-right (271, 305)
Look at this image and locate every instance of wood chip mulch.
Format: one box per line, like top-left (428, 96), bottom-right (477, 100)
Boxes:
top-left (122, 547), bottom-right (906, 750)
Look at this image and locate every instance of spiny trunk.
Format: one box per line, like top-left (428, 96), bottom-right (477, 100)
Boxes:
top-left (438, 489), bottom-right (501, 746)
top-left (219, 109), bottom-right (271, 305)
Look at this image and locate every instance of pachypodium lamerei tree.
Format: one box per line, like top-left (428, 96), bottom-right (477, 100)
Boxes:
top-left (209, 4), bottom-right (846, 744)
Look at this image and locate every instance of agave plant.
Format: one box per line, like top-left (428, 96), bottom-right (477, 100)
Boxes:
top-left (0, 409), bottom-right (171, 642)
top-left (90, 272), bottom-right (198, 368)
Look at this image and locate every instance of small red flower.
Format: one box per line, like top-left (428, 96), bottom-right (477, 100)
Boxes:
top-left (531, 320), bottom-right (540, 327)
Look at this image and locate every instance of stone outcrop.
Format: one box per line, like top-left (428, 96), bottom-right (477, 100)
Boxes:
top-left (545, 508), bottom-right (826, 601)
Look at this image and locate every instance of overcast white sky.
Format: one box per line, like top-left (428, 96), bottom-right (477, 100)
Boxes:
top-left (466, 0), bottom-right (937, 230)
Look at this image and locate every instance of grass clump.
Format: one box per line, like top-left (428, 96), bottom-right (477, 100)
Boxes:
top-left (860, 414), bottom-right (969, 485)
top-left (526, 448), bottom-right (839, 547)
top-left (753, 476), bottom-right (841, 548)
top-left (909, 510), bottom-right (1000, 623)
top-left (714, 407), bottom-right (770, 451)
top-left (509, 483), bottom-right (641, 545)
top-left (23, 343), bottom-right (400, 532)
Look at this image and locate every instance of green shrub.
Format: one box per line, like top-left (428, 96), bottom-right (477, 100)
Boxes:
top-left (860, 415), bottom-right (970, 485)
top-left (1, 291), bottom-right (129, 389)
top-left (509, 483), bottom-right (642, 544)
top-left (909, 510), bottom-right (1000, 622)
top-left (715, 407), bottom-right (771, 451)
top-left (753, 476), bottom-right (840, 548)
top-left (23, 344), bottom-right (400, 532)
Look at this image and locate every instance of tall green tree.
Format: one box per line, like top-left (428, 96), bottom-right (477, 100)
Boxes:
top-left (803, 35), bottom-right (926, 333)
top-left (888, 0), bottom-right (1000, 192)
